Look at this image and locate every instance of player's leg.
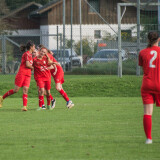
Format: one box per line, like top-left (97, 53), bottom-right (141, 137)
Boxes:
top-left (38, 88), bottom-right (45, 110)
top-left (143, 104), bottom-right (153, 144)
top-left (21, 76), bottom-right (31, 111)
top-left (0, 85), bottom-right (20, 108)
top-left (43, 89), bottom-right (55, 109)
top-left (55, 83), bottom-right (74, 109)
top-left (50, 94), bottom-right (56, 109)
top-left (46, 90), bottom-right (51, 110)
top-left (37, 86), bottom-right (45, 108)
top-left (22, 86), bottom-right (29, 111)
top-left (45, 80), bottom-right (52, 110)
top-left (44, 89), bottom-right (54, 109)
top-left (37, 80), bottom-right (45, 110)
top-left (141, 92), bottom-right (154, 144)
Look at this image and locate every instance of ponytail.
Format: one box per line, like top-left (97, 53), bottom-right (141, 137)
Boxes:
top-left (20, 44), bottom-right (26, 52)
top-left (20, 40), bottom-right (35, 52)
top-left (147, 32), bottom-right (159, 48)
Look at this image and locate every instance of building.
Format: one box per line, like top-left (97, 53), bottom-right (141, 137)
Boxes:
top-left (1, 0), bottom-right (157, 49)
top-left (0, 0), bottom-right (141, 49)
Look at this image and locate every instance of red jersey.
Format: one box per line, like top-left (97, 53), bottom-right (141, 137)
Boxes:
top-left (47, 53), bottom-right (64, 76)
top-left (33, 56), bottom-right (51, 81)
top-left (17, 51), bottom-right (33, 76)
top-left (139, 46), bottom-right (160, 93)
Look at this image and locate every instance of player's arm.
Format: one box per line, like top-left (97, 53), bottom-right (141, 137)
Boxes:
top-left (47, 61), bottom-right (60, 66)
top-left (45, 53), bottom-right (61, 66)
top-left (48, 64), bottom-right (57, 75)
top-left (45, 53), bottom-right (53, 64)
top-left (52, 64), bottom-right (57, 75)
top-left (48, 50), bottom-right (54, 55)
top-left (26, 61), bottom-right (34, 70)
top-left (47, 65), bottom-right (54, 70)
top-left (51, 61), bottom-right (61, 66)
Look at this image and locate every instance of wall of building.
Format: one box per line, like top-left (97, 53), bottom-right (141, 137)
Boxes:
top-left (40, 24), bottom-right (137, 50)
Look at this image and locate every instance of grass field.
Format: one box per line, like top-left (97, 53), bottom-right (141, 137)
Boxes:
top-left (0, 97), bottom-right (160, 160)
top-left (0, 75), bottom-right (142, 97)
top-left (0, 75), bottom-right (160, 160)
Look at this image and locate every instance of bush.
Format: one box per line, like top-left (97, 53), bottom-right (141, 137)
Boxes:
top-left (69, 60), bottom-right (141, 75)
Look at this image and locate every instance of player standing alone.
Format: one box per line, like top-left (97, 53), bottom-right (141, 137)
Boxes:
top-left (0, 41), bottom-right (35, 111)
top-left (139, 32), bottom-right (160, 144)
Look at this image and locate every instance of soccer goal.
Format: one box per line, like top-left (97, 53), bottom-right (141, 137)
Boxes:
top-left (117, 1), bottom-right (160, 77)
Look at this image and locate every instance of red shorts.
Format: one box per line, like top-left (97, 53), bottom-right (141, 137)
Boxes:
top-left (52, 72), bottom-right (64, 84)
top-left (141, 92), bottom-right (160, 107)
top-left (15, 74), bottom-right (31, 88)
top-left (36, 79), bottom-right (51, 90)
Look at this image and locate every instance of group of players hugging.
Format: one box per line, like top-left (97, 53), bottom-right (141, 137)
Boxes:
top-left (0, 41), bottom-right (74, 111)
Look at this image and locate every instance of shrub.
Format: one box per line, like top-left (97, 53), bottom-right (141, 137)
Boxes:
top-left (69, 60), bottom-right (141, 75)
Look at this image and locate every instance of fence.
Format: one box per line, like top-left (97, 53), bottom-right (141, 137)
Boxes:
top-left (0, 34), bottom-right (63, 74)
top-left (0, 1), bottom-right (159, 76)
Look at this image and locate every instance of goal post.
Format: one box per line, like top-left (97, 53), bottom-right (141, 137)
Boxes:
top-left (117, 2), bottom-right (160, 77)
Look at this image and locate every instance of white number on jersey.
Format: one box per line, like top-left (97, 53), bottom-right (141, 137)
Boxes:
top-left (149, 50), bottom-right (157, 68)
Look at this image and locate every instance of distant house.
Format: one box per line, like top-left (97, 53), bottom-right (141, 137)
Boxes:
top-left (1, 2), bottom-right (42, 35)
top-left (1, 0), bottom-right (157, 49)
top-left (29, 0), bottom-right (138, 49)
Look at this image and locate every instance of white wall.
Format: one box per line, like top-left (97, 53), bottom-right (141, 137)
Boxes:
top-left (11, 29), bottom-right (40, 35)
top-left (39, 24), bottom-right (137, 49)
top-left (9, 24), bottom-right (137, 50)
top-left (40, 26), bottom-right (49, 48)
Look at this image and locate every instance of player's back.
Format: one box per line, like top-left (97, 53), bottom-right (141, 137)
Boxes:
top-left (18, 51), bottom-right (33, 76)
top-left (139, 46), bottom-right (160, 93)
top-left (47, 53), bottom-right (64, 73)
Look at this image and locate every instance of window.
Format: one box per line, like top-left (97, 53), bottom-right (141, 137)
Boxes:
top-left (94, 30), bottom-right (101, 39)
top-left (88, 0), bottom-right (100, 13)
top-left (94, 51), bottom-right (118, 58)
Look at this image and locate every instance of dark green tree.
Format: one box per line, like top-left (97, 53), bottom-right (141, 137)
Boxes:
top-left (140, 11), bottom-right (158, 42)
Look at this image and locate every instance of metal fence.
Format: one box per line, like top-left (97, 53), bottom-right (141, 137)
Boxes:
top-left (0, 1), bottom-right (159, 76)
top-left (0, 34), bottom-right (63, 74)
top-left (117, 2), bottom-right (159, 77)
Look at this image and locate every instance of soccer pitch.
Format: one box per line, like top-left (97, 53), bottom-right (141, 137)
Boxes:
top-left (0, 97), bottom-right (160, 160)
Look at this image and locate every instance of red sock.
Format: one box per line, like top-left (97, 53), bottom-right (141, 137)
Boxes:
top-left (143, 115), bottom-right (152, 139)
top-left (3, 89), bottom-right (14, 99)
top-left (23, 94), bottom-right (28, 106)
top-left (59, 89), bottom-right (69, 102)
top-left (50, 94), bottom-right (54, 101)
top-left (39, 96), bottom-right (44, 107)
top-left (47, 96), bottom-right (51, 106)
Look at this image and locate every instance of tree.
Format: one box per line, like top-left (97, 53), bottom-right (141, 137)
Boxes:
top-left (65, 39), bottom-right (75, 49)
top-left (0, 0), bottom-right (9, 16)
top-left (74, 38), bottom-right (94, 57)
top-left (102, 31), bottom-right (117, 41)
top-left (0, 0), bottom-right (10, 34)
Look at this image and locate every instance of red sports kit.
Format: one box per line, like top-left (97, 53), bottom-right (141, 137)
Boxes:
top-left (48, 53), bottom-right (64, 84)
top-left (33, 56), bottom-right (51, 90)
top-left (139, 46), bottom-right (160, 106)
top-left (15, 51), bottom-right (33, 87)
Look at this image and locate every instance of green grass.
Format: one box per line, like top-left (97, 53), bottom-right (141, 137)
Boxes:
top-left (0, 75), bottom-right (143, 97)
top-left (0, 97), bottom-right (160, 160)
